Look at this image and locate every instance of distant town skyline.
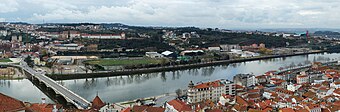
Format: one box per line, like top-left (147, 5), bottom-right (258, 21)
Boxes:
top-left (2, 0), bottom-right (340, 29)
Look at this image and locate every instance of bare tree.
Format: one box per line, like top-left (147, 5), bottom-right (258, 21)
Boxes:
top-left (175, 89), bottom-right (182, 98)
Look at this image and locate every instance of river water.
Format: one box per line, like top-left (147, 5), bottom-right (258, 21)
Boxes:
top-left (1, 53), bottom-right (340, 103)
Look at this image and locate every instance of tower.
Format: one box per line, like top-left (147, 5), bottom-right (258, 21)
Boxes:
top-left (187, 81), bottom-right (195, 104)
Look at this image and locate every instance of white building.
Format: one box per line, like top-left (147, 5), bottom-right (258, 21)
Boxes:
top-left (187, 80), bottom-right (225, 104)
top-left (263, 91), bottom-right (273, 99)
top-left (145, 52), bottom-right (163, 58)
top-left (330, 82), bottom-right (340, 89)
top-left (286, 83), bottom-right (301, 92)
top-left (81, 33), bottom-right (125, 39)
top-left (33, 57), bottom-right (46, 66)
top-left (165, 99), bottom-right (192, 112)
top-left (296, 75), bottom-right (308, 84)
top-left (221, 79), bottom-right (235, 95)
top-left (0, 30), bottom-right (8, 36)
top-left (53, 44), bottom-right (84, 51)
top-left (220, 44), bottom-right (241, 51)
top-left (208, 47), bottom-right (221, 51)
top-left (233, 74), bottom-right (256, 87)
top-left (218, 94), bottom-right (235, 106)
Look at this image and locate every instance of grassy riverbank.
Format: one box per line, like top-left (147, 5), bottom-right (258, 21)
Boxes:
top-left (47, 51), bottom-right (325, 80)
top-left (0, 58), bottom-right (12, 62)
top-left (84, 58), bottom-right (166, 66)
top-left (0, 75), bottom-right (24, 80)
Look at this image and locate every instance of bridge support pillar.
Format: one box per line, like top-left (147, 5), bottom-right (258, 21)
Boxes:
top-left (39, 81), bottom-right (44, 85)
top-left (46, 87), bottom-right (52, 91)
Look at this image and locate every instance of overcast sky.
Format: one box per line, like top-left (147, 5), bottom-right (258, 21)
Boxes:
top-left (1, 0), bottom-right (340, 29)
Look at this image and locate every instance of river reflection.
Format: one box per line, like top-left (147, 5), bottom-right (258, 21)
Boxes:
top-left (1, 53), bottom-right (340, 103)
top-left (57, 53), bottom-right (340, 103)
top-left (0, 79), bottom-right (54, 103)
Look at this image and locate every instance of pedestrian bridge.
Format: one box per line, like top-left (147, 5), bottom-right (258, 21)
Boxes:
top-left (1, 62), bottom-right (91, 110)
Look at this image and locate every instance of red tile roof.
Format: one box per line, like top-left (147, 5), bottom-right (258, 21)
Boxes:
top-left (167, 99), bottom-right (192, 111)
top-left (132, 105), bottom-right (149, 112)
top-left (280, 108), bottom-right (295, 112)
top-left (308, 104), bottom-right (320, 110)
top-left (262, 107), bottom-right (272, 112)
top-left (145, 107), bottom-right (165, 112)
top-left (236, 96), bottom-right (248, 107)
top-left (27, 103), bottom-right (62, 112)
top-left (0, 93), bottom-right (26, 112)
top-left (296, 108), bottom-right (309, 112)
top-left (194, 80), bottom-right (224, 89)
top-left (206, 109), bottom-right (223, 112)
top-left (248, 89), bottom-right (260, 93)
top-left (302, 91), bottom-right (316, 98)
top-left (275, 88), bottom-right (294, 95)
top-left (92, 95), bottom-right (106, 110)
top-left (121, 107), bottom-right (131, 112)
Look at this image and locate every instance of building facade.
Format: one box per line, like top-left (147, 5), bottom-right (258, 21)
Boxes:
top-left (233, 74), bottom-right (256, 87)
top-left (187, 80), bottom-right (225, 104)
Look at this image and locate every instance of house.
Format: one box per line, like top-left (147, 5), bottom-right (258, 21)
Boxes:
top-left (207, 46), bottom-right (221, 51)
top-left (279, 108), bottom-right (295, 112)
top-left (297, 75), bottom-right (309, 84)
top-left (256, 75), bottom-right (268, 84)
top-left (270, 78), bottom-right (287, 88)
top-left (91, 95), bottom-right (106, 111)
top-left (86, 44), bottom-right (98, 51)
top-left (27, 103), bottom-right (63, 112)
top-left (263, 91), bottom-right (273, 99)
top-left (287, 84), bottom-right (302, 92)
top-left (232, 96), bottom-right (248, 112)
top-left (306, 104), bottom-right (321, 112)
top-left (247, 89), bottom-right (262, 101)
top-left (99, 103), bottom-right (119, 112)
top-left (218, 94), bottom-right (235, 106)
top-left (275, 88), bottom-right (294, 98)
top-left (330, 82), bottom-right (340, 89)
top-left (165, 99), bottom-right (192, 112)
top-left (33, 57), bottom-right (46, 66)
top-left (220, 44), bottom-right (241, 52)
top-left (145, 52), bottom-right (163, 58)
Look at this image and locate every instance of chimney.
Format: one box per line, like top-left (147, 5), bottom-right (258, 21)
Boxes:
top-left (52, 105), bottom-right (58, 112)
top-left (41, 98), bottom-right (46, 104)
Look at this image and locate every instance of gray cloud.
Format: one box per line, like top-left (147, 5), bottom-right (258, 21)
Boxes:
top-left (1, 0), bottom-right (340, 28)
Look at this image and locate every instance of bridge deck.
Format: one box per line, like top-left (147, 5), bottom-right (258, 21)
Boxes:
top-left (13, 62), bottom-right (91, 110)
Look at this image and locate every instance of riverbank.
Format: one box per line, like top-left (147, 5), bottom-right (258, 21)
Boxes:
top-left (47, 50), bottom-right (324, 80)
top-left (114, 93), bottom-right (177, 110)
top-left (0, 67), bottom-right (25, 80)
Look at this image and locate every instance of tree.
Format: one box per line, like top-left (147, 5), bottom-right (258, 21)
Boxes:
top-left (160, 58), bottom-right (168, 67)
top-left (279, 67), bottom-right (284, 71)
top-left (24, 56), bottom-right (34, 67)
top-left (41, 49), bottom-right (48, 57)
top-left (31, 45), bottom-right (40, 52)
top-left (175, 89), bottom-right (182, 98)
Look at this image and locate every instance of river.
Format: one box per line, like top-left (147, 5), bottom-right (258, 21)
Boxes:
top-left (1, 53), bottom-right (339, 103)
